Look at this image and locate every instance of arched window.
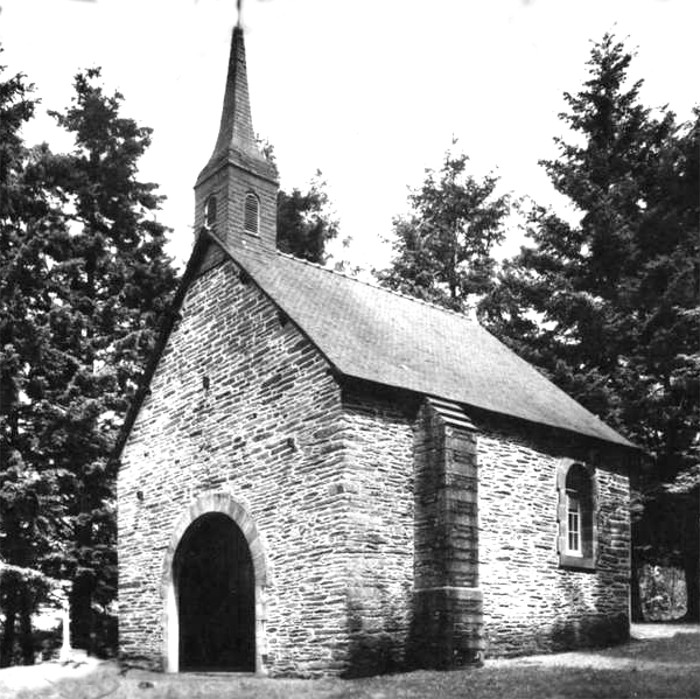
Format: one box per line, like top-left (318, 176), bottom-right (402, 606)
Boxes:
top-left (205, 196), bottom-right (217, 229)
top-left (557, 461), bottom-right (596, 570)
top-left (244, 192), bottom-right (260, 235)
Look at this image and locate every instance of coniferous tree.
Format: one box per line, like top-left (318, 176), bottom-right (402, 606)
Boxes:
top-left (377, 146), bottom-right (511, 312)
top-left (481, 35), bottom-right (699, 618)
top-left (0, 63), bottom-right (70, 665)
top-left (44, 68), bottom-right (180, 651)
top-left (1, 64), bottom-right (180, 660)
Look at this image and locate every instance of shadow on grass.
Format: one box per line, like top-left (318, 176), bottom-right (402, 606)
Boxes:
top-left (9, 662), bottom-right (699, 699)
top-left (5, 633), bottom-right (700, 699)
top-left (603, 632), bottom-right (700, 664)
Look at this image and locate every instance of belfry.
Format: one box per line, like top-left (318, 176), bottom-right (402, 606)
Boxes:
top-left (117, 15), bottom-right (637, 677)
top-left (194, 24), bottom-right (278, 256)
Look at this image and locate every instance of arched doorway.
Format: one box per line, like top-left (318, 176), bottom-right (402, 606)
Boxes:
top-left (173, 513), bottom-right (255, 671)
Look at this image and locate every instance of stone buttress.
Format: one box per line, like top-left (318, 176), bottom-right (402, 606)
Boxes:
top-left (411, 397), bottom-right (484, 666)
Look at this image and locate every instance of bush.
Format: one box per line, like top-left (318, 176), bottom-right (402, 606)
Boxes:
top-left (639, 564), bottom-right (687, 621)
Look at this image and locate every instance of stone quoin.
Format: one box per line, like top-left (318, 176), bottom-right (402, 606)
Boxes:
top-left (116, 18), bottom-right (639, 678)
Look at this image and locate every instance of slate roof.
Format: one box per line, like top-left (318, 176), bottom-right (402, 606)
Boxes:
top-left (223, 237), bottom-right (635, 449)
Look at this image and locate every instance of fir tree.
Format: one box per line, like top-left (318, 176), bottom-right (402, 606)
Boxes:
top-left (44, 68), bottom-right (179, 651)
top-left (378, 146), bottom-right (511, 312)
top-left (1, 64), bottom-right (180, 660)
top-left (482, 35), bottom-right (699, 618)
top-left (0, 62), bottom-right (67, 665)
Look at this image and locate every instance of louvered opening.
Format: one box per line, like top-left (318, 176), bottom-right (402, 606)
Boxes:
top-left (244, 193), bottom-right (259, 235)
top-left (205, 196), bottom-right (217, 228)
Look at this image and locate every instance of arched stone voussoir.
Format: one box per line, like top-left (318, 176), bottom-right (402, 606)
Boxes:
top-left (160, 490), bottom-right (269, 597)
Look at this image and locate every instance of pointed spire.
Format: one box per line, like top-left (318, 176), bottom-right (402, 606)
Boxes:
top-left (209, 24), bottom-right (259, 164)
top-left (194, 13), bottom-right (277, 252)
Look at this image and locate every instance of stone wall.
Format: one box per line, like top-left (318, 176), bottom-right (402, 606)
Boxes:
top-left (118, 251), bottom-right (633, 675)
top-left (338, 386), bottom-right (415, 676)
top-left (411, 398), bottom-right (483, 668)
top-left (118, 256), bottom-right (353, 677)
top-left (476, 417), bottom-right (631, 656)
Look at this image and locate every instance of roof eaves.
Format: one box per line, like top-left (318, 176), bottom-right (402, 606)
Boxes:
top-left (213, 238), bottom-right (641, 454)
top-left (339, 365), bottom-right (639, 451)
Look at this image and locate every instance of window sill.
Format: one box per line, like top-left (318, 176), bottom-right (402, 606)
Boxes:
top-left (559, 553), bottom-right (596, 571)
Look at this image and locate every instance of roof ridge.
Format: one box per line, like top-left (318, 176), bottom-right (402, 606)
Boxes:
top-left (275, 250), bottom-right (475, 322)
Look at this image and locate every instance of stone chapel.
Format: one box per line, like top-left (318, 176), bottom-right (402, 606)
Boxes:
top-left (116, 23), bottom-right (639, 677)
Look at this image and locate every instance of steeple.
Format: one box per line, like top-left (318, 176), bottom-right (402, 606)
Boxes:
top-left (194, 21), bottom-right (278, 253)
top-left (210, 24), bottom-right (257, 164)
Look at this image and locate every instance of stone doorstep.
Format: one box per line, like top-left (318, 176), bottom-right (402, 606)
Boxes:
top-left (174, 671), bottom-right (259, 678)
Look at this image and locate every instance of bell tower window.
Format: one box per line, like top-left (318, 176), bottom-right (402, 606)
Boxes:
top-left (244, 192), bottom-right (260, 235)
top-left (205, 196), bottom-right (217, 229)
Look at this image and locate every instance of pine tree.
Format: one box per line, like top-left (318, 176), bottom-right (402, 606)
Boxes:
top-left (1, 64), bottom-right (180, 660)
top-left (43, 68), bottom-right (179, 651)
top-left (481, 35), bottom-right (699, 618)
top-left (0, 62), bottom-right (67, 665)
top-left (377, 146), bottom-right (511, 312)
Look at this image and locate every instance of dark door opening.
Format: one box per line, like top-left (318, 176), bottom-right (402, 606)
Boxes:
top-left (174, 513), bottom-right (255, 672)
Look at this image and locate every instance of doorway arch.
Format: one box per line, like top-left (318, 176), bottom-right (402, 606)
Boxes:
top-left (175, 513), bottom-right (254, 670)
top-left (161, 492), bottom-right (268, 673)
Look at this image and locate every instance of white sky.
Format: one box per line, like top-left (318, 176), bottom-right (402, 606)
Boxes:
top-left (0, 0), bottom-right (697, 271)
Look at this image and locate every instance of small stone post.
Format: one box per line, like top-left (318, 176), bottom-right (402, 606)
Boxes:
top-left (59, 591), bottom-right (72, 662)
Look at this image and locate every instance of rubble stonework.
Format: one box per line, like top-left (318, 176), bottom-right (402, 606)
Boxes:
top-left (477, 419), bottom-right (631, 656)
top-left (339, 388), bottom-right (415, 676)
top-left (411, 398), bottom-right (484, 667)
top-left (119, 259), bottom-right (350, 675)
top-left (116, 22), bottom-right (636, 678)
top-left (118, 270), bottom-right (632, 674)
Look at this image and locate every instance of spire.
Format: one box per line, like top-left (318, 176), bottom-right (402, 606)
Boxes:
top-left (196, 21), bottom-right (276, 183)
top-left (208, 24), bottom-right (259, 163)
top-left (194, 18), bottom-right (278, 253)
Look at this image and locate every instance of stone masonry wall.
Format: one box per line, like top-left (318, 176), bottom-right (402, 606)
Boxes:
top-left (338, 387), bottom-right (415, 676)
top-left (118, 256), bottom-right (355, 677)
top-left (411, 399), bottom-right (483, 668)
top-left (118, 250), bottom-right (633, 673)
top-left (476, 418), bottom-right (631, 656)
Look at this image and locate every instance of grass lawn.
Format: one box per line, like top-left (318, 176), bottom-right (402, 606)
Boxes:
top-left (3, 631), bottom-right (698, 699)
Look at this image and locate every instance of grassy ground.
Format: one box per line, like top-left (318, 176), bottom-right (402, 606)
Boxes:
top-left (2, 627), bottom-right (698, 699)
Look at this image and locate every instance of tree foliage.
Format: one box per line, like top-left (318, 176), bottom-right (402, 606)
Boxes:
top-left (276, 170), bottom-right (340, 265)
top-left (257, 140), bottom-right (341, 266)
top-left (0, 64), bottom-right (179, 662)
top-left (481, 34), bottom-right (699, 618)
top-left (0, 61), bottom-right (62, 666)
top-left (377, 147), bottom-right (511, 312)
